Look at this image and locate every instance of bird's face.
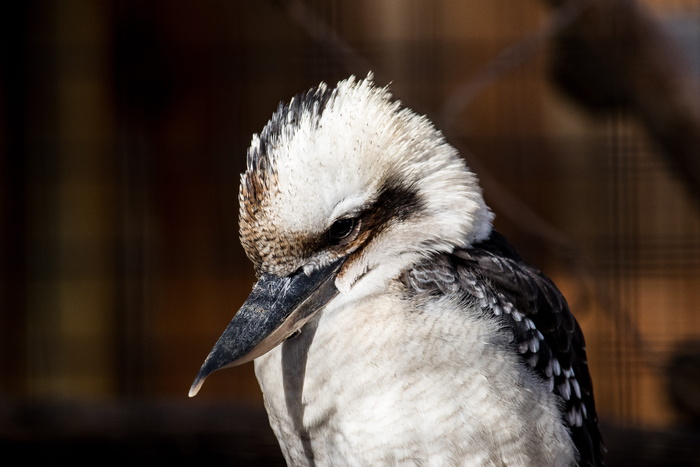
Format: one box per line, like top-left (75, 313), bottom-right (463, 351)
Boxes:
top-left (189, 76), bottom-right (493, 396)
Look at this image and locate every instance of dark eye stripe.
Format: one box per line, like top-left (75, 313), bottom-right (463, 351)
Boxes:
top-left (308, 179), bottom-right (423, 257)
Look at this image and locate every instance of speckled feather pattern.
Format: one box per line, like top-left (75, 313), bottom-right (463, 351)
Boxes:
top-left (404, 232), bottom-right (604, 466)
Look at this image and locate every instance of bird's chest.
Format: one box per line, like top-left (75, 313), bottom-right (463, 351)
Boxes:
top-left (254, 293), bottom-right (575, 466)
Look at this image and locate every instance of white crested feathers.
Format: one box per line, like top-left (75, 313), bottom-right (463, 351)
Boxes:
top-left (240, 75), bottom-right (493, 296)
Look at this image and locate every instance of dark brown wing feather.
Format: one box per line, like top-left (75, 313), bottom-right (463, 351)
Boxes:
top-left (404, 231), bottom-right (605, 466)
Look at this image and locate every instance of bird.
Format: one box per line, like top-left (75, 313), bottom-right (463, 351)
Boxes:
top-left (189, 75), bottom-right (605, 466)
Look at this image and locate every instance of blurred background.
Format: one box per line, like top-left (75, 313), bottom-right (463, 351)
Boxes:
top-left (1, 0), bottom-right (700, 465)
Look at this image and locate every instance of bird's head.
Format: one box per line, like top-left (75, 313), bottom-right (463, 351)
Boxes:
top-left (189, 75), bottom-right (493, 396)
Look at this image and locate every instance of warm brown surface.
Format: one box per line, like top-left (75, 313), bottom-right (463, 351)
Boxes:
top-left (2, 0), bottom-right (700, 462)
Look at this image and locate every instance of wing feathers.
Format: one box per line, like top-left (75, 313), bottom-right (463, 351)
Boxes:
top-left (404, 231), bottom-right (605, 466)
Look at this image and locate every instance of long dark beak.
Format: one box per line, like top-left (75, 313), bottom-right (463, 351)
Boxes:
top-left (189, 258), bottom-right (344, 397)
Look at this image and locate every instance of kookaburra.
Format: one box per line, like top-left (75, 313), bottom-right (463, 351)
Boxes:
top-left (189, 75), bottom-right (604, 466)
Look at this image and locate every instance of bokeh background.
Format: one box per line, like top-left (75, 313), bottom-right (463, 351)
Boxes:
top-left (2, 0), bottom-right (700, 465)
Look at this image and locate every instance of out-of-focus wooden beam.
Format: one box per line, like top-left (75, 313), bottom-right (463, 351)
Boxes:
top-left (547, 0), bottom-right (700, 203)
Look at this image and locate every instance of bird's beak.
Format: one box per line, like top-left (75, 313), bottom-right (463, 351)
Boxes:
top-left (189, 258), bottom-right (344, 397)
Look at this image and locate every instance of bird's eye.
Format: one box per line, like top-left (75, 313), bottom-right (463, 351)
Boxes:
top-left (329, 218), bottom-right (357, 243)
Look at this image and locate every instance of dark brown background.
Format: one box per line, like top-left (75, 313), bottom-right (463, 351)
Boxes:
top-left (2, 1), bottom-right (699, 465)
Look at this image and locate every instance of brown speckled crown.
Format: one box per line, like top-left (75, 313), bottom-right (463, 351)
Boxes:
top-left (239, 83), bottom-right (335, 276)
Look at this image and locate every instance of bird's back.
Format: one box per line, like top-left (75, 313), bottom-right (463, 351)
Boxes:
top-left (404, 231), bottom-right (605, 466)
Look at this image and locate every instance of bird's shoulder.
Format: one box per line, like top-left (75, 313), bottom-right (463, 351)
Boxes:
top-left (402, 230), bottom-right (605, 466)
